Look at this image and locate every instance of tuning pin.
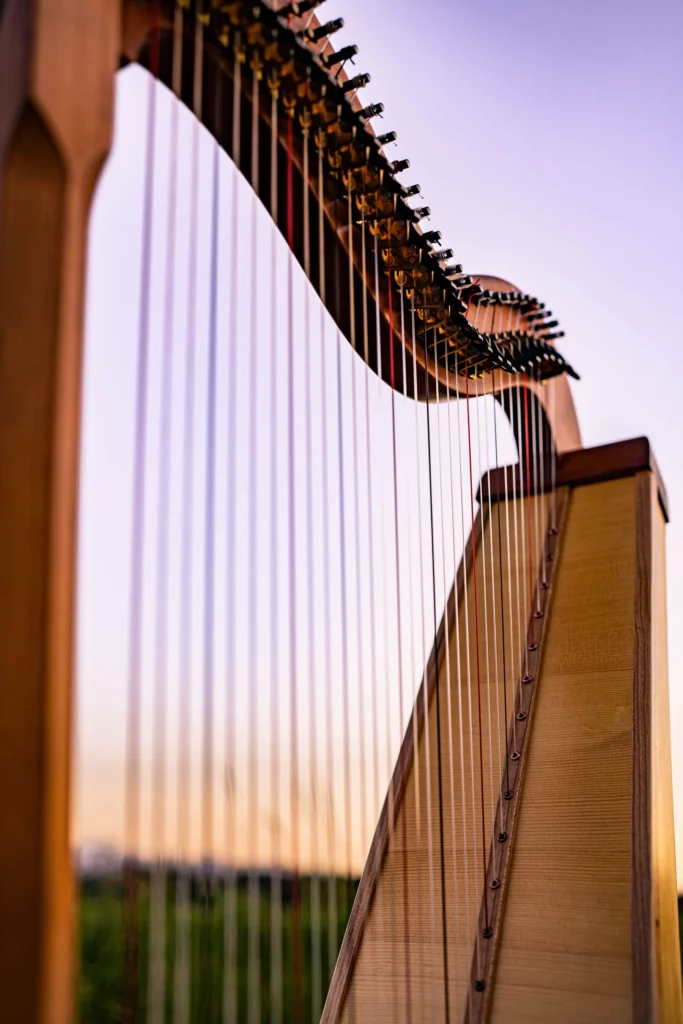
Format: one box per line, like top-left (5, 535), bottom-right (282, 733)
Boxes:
top-left (358, 102), bottom-right (384, 120)
top-left (322, 44), bottom-right (358, 68)
top-left (342, 72), bottom-right (371, 93)
top-left (411, 206), bottom-right (431, 221)
top-left (400, 183), bottom-right (420, 197)
top-left (390, 158), bottom-right (410, 173)
top-left (305, 18), bottom-right (344, 42)
top-left (376, 131), bottom-right (397, 146)
top-left (444, 263), bottom-right (464, 278)
top-left (421, 230), bottom-right (442, 245)
top-left (432, 248), bottom-right (454, 262)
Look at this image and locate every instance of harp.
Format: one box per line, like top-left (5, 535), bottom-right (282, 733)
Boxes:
top-left (0, 1), bottom-right (680, 1022)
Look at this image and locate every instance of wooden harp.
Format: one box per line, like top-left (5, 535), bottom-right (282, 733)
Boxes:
top-left (0, 1), bottom-right (679, 1021)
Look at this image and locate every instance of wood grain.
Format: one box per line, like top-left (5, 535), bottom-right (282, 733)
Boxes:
top-left (0, 2), bottom-right (119, 1019)
top-left (323, 494), bottom-right (549, 1023)
top-left (464, 487), bottom-right (570, 1023)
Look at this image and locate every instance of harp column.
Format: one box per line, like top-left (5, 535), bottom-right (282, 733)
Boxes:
top-left (0, 1), bottom-right (119, 1020)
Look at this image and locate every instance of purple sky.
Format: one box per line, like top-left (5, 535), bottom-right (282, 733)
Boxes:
top-left (331, 0), bottom-right (683, 873)
top-left (77, 0), bottom-right (683, 879)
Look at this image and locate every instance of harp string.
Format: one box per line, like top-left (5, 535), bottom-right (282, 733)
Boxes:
top-left (386, 271), bottom-right (414, 1020)
top-left (317, 145), bottom-right (339, 993)
top-left (123, 7), bottom-right (160, 1017)
top-left (423, 325), bottom-right (451, 1022)
top-left (247, 63), bottom-right (261, 1024)
top-left (373, 233), bottom-right (399, 1013)
top-left (285, 110), bottom-right (303, 1024)
top-left (432, 326), bottom-right (460, 1008)
top-left (270, 85), bottom-right (283, 1024)
top-left (147, 6), bottom-right (181, 1020)
top-left (473, 370), bottom-right (497, 872)
top-left (480, 375), bottom-right (504, 877)
top-left (305, 127), bottom-right (324, 1024)
top-left (409, 299), bottom-right (438, 1007)
top-left (222, 40), bottom-right (241, 1024)
top-left (444, 346), bottom-right (474, 1014)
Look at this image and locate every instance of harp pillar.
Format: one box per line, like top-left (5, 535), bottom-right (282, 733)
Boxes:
top-left (323, 438), bottom-right (682, 1024)
top-left (0, 1), bottom-right (119, 1019)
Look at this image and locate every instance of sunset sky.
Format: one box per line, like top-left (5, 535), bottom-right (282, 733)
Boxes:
top-left (76, 0), bottom-right (683, 882)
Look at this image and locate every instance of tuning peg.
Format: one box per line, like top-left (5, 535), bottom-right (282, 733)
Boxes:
top-left (411, 206), bottom-right (431, 221)
top-left (400, 183), bottom-right (420, 197)
top-left (376, 131), bottom-right (397, 146)
top-left (421, 230), bottom-right (442, 245)
top-left (305, 18), bottom-right (343, 42)
top-left (359, 102), bottom-right (384, 120)
top-left (390, 158), bottom-right (410, 173)
top-left (432, 248), bottom-right (454, 262)
top-left (342, 73), bottom-right (371, 93)
top-left (322, 44), bottom-right (358, 67)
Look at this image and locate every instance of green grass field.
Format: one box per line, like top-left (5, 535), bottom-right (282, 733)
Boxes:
top-left (79, 876), bottom-right (683, 1021)
top-left (79, 870), bottom-right (357, 1023)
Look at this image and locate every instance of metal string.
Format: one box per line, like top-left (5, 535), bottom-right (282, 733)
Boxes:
top-left (269, 86), bottom-right (283, 1024)
top-left (147, 7), bottom-right (182, 1019)
top-left (431, 331), bottom-right (463, 1013)
top-left (453, 347), bottom-right (483, 990)
top-left (445, 352), bottom-right (475, 1015)
top-left (123, 12), bottom-right (159, 1016)
top-left (408, 301), bottom-right (438, 1007)
top-left (222, 43), bottom-right (241, 1024)
top-left (317, 146), bottom-right (339, 991)
top-left (304, 130), bottom-right (323, 1024)
top-left (423, 331), bottom-right (451, 1022)
top-left (247, 65), bottom-right (261, 1024)
top-left (285, 113), bottom-right (303, 1024)
top-left (473, 371), bottom-right (497, 863)
top-left (386, 274), bottom-right (413, 1022)
top-left (373, 234), bottom-right (398, 1015)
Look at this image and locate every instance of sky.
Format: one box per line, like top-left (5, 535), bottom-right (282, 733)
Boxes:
top-left (76, 0), bottom-right (683, 882)
top-left (327, 0), bottom-right (683, 871)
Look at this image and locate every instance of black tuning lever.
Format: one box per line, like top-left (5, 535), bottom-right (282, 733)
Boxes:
top-left (322, 44), bottom-right (358, 67)
top-left (306, 18), bottom-right (344, 42)
top-left (342, 73), bottom-right (371, 93)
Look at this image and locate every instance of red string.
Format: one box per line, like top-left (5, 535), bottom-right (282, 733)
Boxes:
top-left (523, 388), bottom-right (535, 645)
top-left (464, 372), bottom-right (490, 929)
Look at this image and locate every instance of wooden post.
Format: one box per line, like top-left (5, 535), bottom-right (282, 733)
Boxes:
top-left (0, 1), bottom-right (120, 1019)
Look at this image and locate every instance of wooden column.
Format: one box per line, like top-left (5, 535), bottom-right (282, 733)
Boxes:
top-left (0, 1), bottom-right (120, 1019)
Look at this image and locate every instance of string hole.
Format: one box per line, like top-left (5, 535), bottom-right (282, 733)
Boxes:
top-left (517, 710), bottom-right (527, 721)
top-left (547, 552), bottom-right (554, 562)
top-left (474, 979), bottom-right (486, 992)
top-left (540, 581), bottom-right (549, 590)
top-left (528, 642), bottom-right (538, 652)
top-left (483, 926), bottom-right (493, 939)
top-left (497, 831), bottom-right (508, 843)
top-left (490, 878), bottom-right (501, 890)
top-left (549, 526), bottom-right (558, 535)
top-left (510, 751), bottom-right (521, 761)
top-left (534, 610), bottom-right (543, 619)
top-left (522, 674), bottom-right (533, 684)
top-left (504, 789), bottom-right (514, 800)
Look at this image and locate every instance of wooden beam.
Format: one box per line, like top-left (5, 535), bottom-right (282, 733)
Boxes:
top-left (0, 2), bottom-right (120, 1019)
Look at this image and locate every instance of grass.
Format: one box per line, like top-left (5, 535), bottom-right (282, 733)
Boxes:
top-left (79, 869), bottom-right (357, 1023)
top-left (79, 877), bottom-right (683, 1020)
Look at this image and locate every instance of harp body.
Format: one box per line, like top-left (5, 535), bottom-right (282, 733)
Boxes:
top-left (0, 1), bottom-right (680, 1022)
top-left (326, 448), bottom-right (681, 1023)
